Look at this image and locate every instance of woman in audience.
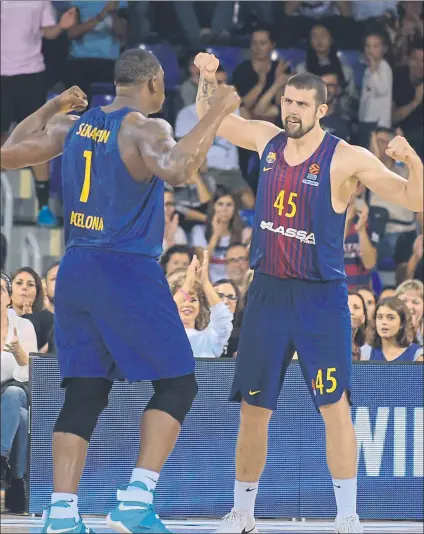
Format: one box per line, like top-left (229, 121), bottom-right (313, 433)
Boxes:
top-left (1, 272), bottom-right (37, 512)
top-left (361, 297), bottom-right (423, 362)
top-left (358, 288), bottom-right (377, 322)
top-left (348, 291), bottom-right (368, 361)
top-left (395, 279), bottom-right (423, 344)
top-left (171, 253), bottom-right (233, 358)
top-left (10, 267), bottom-right (53, 352)
top-left (191, 191), bottom-right (249, 282)
top-left (213, 279), bottom-right (243, 358)
top-left (295, 23), bottom-right (357, 117)
top-left (160, 245), bottom-right (194, 276)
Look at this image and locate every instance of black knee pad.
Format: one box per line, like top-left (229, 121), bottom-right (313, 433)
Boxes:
top-left (145, 373), bottom-right (198, 425)
top-left (54, 378), bottom-right (112, 442)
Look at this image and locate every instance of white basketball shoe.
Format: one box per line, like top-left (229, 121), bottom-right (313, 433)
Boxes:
top-left (335, 514), bottom-right (364, 533)
top-left (215, 509), bottom-right (258, 533)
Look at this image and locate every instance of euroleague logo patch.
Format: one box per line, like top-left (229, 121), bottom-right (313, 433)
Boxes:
top-left (302, 163), bottom-right (320, 187)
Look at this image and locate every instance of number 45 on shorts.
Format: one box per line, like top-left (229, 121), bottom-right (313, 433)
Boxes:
top-left (312, 367), bottom-right (337, 395)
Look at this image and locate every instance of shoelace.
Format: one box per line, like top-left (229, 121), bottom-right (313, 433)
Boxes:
top-left (42, 500), bottom-right (73, 520)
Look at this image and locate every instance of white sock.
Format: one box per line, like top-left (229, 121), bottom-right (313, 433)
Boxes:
top-left (50, 493), bottom-right (79, 519)
top-left (234, 480), bottom-right (258, 519)
top-left (118, 468), bottom-right (160, 505)
top-left (333, 477), bottom-right (357, 517)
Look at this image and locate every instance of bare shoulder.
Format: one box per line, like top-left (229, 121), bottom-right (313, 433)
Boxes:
top-left (123, 112), bottom-right (173, 140)
top-left (334, 140), bottom-right (379, 172)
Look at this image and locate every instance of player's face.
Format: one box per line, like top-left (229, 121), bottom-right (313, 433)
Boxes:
top-left (166, 253), bottom-right (190, 275)
top-left (226, 246), bottom-right (249, 284)
top-left (398, 290), bottom-right (423, 328)
top-left (12, 271), bottom-right (37, 309)
top-left (358, 288), bottom-right (376, 321)
top-left (281, 86), bottom-right (326, 139)
top-left (215, 282), bottom-right (238, 314)
top-left (178, 291), bottom-right (200, 328)
top-left (348, 294), bottom-right (366, 330)
top-left (214, 195), bottom-right (235, 223)
top-left (46, 265), bottom-right (59, 304)
top-left (1, 279), bottom-right (11, 311)
top-left (376, 305), bottom-right (401, 340)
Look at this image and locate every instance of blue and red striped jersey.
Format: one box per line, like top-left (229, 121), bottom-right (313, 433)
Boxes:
top-left (249, 131), bottom-right (347, 281)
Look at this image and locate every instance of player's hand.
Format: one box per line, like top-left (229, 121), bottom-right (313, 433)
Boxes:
top-left (57, 86), bottom-right (88, 114)
top-left (354, 202), bottom-right (369, 233)
top-left (385, 135), bottom-right (418, 163)
top-left (4, 328), bottom-right (21, 356)
top-left (194, 53), bottom-right (220, 80)
top-left (209, 84), bottom-right (241, 115)
top-left (59, 7), bottom-right (77, 30)
top-left (22, 298), bottom-right (33, 315)
top-left (413, 234), bottom-right (423, 260)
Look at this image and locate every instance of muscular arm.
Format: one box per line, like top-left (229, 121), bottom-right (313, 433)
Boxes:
top-left (196, 72), bottom-right (281, 153)
top-left (135, 106), bottom-right (231, 187)
top-left (348, 144), bottom-right (423, 212)
top-left (1, 116), bottom-right (77, 170)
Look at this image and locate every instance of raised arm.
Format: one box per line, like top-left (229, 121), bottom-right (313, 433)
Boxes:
top-left (1, 87), bottom-right (87, 169)
top-left (135, 85), bottom-right (241, 187)
top-left (348, 137), bottom-right (423, 212)
top-left (194, 53), bottom-right (281, 154)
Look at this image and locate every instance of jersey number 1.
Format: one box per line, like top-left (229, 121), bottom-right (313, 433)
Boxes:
top-left (80, 150), bottom-right (92, 203)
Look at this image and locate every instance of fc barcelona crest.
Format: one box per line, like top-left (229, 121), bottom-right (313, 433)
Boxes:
top-left (266, 152), bottom-right (276, 164)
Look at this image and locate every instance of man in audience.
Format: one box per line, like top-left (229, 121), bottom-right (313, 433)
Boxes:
top-left (320, 72), bottom-right (351, 141)
top-left (160, 245), bottom-right (194, 276)
top-left (393, 40), bottom-right (424, 159)
top-left (44, 261), bottom-right (60, 314)
top-left (1, 0), bottom-right (76, 227)
top-left (225, 243), bottom-right (250, 294)
top-left (368, 128), bottom-right (417, 261)
top-left (175, 65), bottom-right (255, 209)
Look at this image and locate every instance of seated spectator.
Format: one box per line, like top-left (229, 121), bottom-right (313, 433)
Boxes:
top-left (66, 1), bottom-right (128, 100)
top-left (368, 128), bottom-right (416, 259)
top-left (43, 261), bottom-right (60, 352)
top-left (395, 279), bottom-right (423, 344)
top-left (394, 211), bottom-right (423, 284)
top-left (344, 185), bottom-right (382, 290)
top-left (358, 288), bottom-right (377, 322)
top-left (392, 40), bottom-right (423, 159)
top-left (1, 273), bottom-right (36, 511)
top-left (163, 190), bottom-right (188, 252)
top-left (10, 268), bottom-right (54, 351)
top-left (282, 0), bottom-right (356, 48)
top-left (380, 286), bottom-right (397, 300)
top-left (361, 297), bottom-right (423, 361)
top-left (213, 279), bottom-right (242, 357)
top-left (295, 23), bottom-right (357, 117)
top-left (171, 253), bottom-right (233, 358)
top-left (225, 243), bottom-right (250, 295)
top-left (320, 72), bottom-right (351, 141)
top-left (358, 31), bottom-right (393, 147)
top-left (160, 245), bottom-right (193, 276)
top-left (175, 65), bottom-right (255, 209)
top-left (179, 50), bottom-right (202, 108)
top-left (173, 1), bottom-right (234, 47)
top-left (348, 291), bottom-right (368, 360)
top-left (191, 191), bottom-right (250, 282)
top-left (391, 1), bottom-right (424, 67)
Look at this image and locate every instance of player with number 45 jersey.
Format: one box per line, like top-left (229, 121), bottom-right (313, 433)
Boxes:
top-left (195, 52), bottom-right (423, 534)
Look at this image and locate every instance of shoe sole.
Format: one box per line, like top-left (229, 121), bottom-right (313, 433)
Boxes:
top-left (105, 514), bottom-right (133, 533)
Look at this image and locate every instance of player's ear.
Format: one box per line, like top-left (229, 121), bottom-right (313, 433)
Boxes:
top-left (317, 103), bottom-right (328, 119)
top-left (148, 77), bottom-right (157, 95)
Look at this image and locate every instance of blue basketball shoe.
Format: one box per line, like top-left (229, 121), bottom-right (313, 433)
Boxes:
top-left (41, 501), bottom-right (95, 533)
top-left (106, 482), bottom-right (171, 533)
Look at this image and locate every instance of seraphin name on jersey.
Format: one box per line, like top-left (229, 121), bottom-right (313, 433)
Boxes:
top-left (260, 221), bottom-right (316, 245)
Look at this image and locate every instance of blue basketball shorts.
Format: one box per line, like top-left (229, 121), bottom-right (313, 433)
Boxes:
top-left (230, 273), bottom-right (352, 411)
top-left (54, 247), bottom-right (194, 385)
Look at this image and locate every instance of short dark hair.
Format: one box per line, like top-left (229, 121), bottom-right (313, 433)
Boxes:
top-left (374, 126), bottom-right (396, 137)
top-left (251, 23), bottom-right (275, 43)
top-left (226, 242), bottom-right (248, 257)
top-left (114, 49), bottom-right (161, 86)
top-left (286, 73), bottom-right (327, 106)
top-left (160, 245), bottom-right (194, 273)
top-left (44, 260), bottom-right (60, 280)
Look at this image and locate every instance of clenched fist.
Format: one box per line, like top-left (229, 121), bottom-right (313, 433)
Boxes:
top-left (194, 53), bottom-right (220, 79)
top-left (57, 86), bottom-right (88, 114)
top-left (209, 84), bottom-right (241, 115)
top-left (385, 136), bottom-right (418, 163)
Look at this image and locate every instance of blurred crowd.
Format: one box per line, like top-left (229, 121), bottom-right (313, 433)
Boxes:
top-left (1, 0), bottom-right (423, 515)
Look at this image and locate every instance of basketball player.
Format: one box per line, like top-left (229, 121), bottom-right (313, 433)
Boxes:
top-left (1, 49), bottom-right (240, 534)
top-left (194, 53), bottom-right (423, 534)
